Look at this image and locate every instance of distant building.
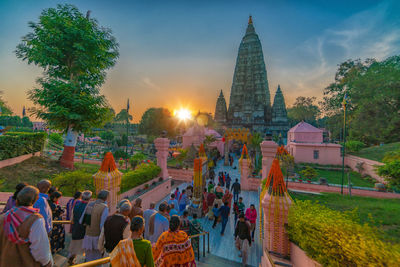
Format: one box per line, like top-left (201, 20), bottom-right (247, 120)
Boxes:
top-left (182, 124), bottom-right (224, 155)
top-left (32, 121), bottom-right (46, 131)
top-left (287, 121), bottom-right (341, 165)
top-left (214, 16), bottom-right (289, 136)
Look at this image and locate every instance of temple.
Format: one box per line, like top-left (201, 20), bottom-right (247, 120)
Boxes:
top-left (214, 16), bottom-right (289, 136)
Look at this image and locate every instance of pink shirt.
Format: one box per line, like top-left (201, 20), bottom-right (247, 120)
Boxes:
top-left (245, 208), bottom-right (257, 224)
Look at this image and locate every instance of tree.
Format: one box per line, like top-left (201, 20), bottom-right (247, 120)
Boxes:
top-left (99, 130), bottom-right (114, 148)
top-left (287, 96), bottom-right (320, 126)
top-left (0, 90), bottom-right (12, 115)
top-left (16, 4), bottom-right (119, 168)
top-left (138, 108), bottom-right (177, 137)
top-left (114, 109), bottom-right (132, 124)
top-left (249, 132), bottom-right (263, 168)
top-left (321, 56), bottom-right (400, 144)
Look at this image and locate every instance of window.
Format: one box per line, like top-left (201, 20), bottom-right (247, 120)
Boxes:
top-left (313, 150), bottom-right (319, 159)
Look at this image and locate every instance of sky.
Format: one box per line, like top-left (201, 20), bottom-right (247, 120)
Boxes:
top-left (0, 0), bottom-right (399, 122)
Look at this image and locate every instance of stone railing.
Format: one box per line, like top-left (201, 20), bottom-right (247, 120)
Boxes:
top-left (167, 168), bottom-right (193, 182)
top-left (0, 151), bottom-right (41, 169)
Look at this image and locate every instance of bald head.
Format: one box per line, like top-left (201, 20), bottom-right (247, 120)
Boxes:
top-left (37, 179), bottom-right (51, 194)
top-left (17, 186), bottom-right (39, 207)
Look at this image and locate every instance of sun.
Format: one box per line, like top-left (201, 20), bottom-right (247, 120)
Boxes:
top-left (175, 108), bottom-right (192, 121)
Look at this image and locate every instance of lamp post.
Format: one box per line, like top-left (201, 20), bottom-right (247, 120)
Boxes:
top-left (125, 99), bottom-right (130, 170)
top-left (341, 94), bottom-right (348, 195)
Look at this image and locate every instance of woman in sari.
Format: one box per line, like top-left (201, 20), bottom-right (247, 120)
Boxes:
top-left (222, 189), bottom-right (233, 209)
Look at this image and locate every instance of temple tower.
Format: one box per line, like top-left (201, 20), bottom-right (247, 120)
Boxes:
top-left (270, 85), bottom-right (290, 136)
top-left (227, 16), bottom-right (271, 132)
top-left (214, 90), bottom-right (228, 124)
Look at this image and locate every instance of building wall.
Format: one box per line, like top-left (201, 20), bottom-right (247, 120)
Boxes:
top-left (289, 132), bottom-right (323, 143)
top-left (289, 143), bottom-right (342, 165)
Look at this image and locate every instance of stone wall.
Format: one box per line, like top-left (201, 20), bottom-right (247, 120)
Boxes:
top-left (0, 152), bottom-right (41, 169)
top-left (345, 155), bottom-right (385, 183)
top-left (290, 242), bottom-right (321, 267)
top-left (168, 168), bottom-right (193, 182)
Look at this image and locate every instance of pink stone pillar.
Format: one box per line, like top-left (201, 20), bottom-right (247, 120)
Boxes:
top-left (262, 193), bottom-right (292, 257)
top-left (260, 141), bottom-right (278, 180)
top-left (240, 158), bottom-right (250, 190)
top-left (154, 137), bottom-right (169, 179)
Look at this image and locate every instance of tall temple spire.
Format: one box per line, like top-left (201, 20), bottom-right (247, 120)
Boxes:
top-left (248, 15), bottom-right (253, 25)
top-left (271, 85), bottom-right (288, 126)
top-left (214, 90), bottom-right (227, 124)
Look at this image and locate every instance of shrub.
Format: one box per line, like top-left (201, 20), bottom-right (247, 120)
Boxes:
top-left (299, 166), bottom-right (317, 180)
top-left (288, 201), bottom-right (400, 266)
top-left (132, 152), bottom-right (147, 161)
top-left (0, 132), bottom-right (46, 160)
top-left (121, 163), bottom-right (161, 192)
top-left (377, 159), bottom-right (400, 188)
top-left (52, 170), bottom-right (95, 197)
top-left (345, 140), bottom-right (365, 153)
top-left (113, 149), bottom-right (129, 160)
top-left (49, 133), bottom-right (63, 146)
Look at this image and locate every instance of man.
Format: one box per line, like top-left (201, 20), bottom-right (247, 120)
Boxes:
top-left (174, 188), bottom-right (180, 201)
top-left (82, 190), bottom-right (110, 262)
top-left (238, 197), bottom-right (245, 217)
top-left (180, 210), bottom-right (190, 235)
top-left (234, 213), bottom-right (252, 266)
top-left (148, 203), bottom-right (169, 244)
top-left (216, 202), bottom-right (230, 236)
top-left (226, 173), bottom-right (232, 190)
top-left (99, 200), bottom-right (132, 254)
top-left (178, 189), bottom-right (189, 212)
top-left (207, 181), bottom-right (215, 193)
top-left (33, 179), bottom-right (52, 233)
top-left (231, 179), bottom-right (241, 203)
top-left (129, 198), bottom-right (143, 219)
top-left (69, 190), bottom-right (92, 265)
top-left (169, 203), bottom-right (179, 217)
top-left (167, 194), bottom-right (179, 213)
top-left (143, 202), bottom-right (156, 240)
top-left (245, 204), bottom-right (257, 241)
top-left (0, 186), bottom-right (53, 267)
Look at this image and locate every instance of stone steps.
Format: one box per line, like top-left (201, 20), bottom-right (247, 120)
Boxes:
top-left (197, 253), bottom-right (253, 267)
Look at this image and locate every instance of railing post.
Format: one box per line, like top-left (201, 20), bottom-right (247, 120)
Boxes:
top-left (197, 238), bottom-right (200, 261)
top-left (207, 232), bottom-right (210, 253)
top-left (203, 234), bottom-right (205, 257)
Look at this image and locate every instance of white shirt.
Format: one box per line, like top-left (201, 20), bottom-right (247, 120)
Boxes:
top-left (143, 208), bottom-right (156, 240)
top-left (29, 217), bottom-right (53, 266)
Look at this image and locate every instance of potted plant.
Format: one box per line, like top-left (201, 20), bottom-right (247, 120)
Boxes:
top-left (300, 166), bottom-right (318, 184)
top-left (144, 184), bottom-right (149, 190)
top-left (298, 179), bottom-right (303, 183)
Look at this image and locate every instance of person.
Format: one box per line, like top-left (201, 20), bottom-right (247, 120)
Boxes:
top-left (218, 174), bottom-right (224, 187)
top-left (207, 181), bottom-right (215, 193)
top-left (148, 203), bottom-right (169, 244)
top-left (33, 179), bottom-right (52, 233)
top-left (226, 174), bottom-right (232, 190)
top-left (189, 213), bottom-right (203, 255)
top-left (129, 197), bottom-right (144, 219)
top-left (245, 204), bottom-right (257, 241)
top-left (238, 197), bottom-right (245, 217)
top-left (231, 179), bottom-right (241, 203)
top-left (1, 182), bottom-right (27, 214)
top-left (202, 188), bottom-right (208, 215)
top-left (167, 194), bottom-right (179, 213)
top-left (82, 190), bottom-right (110, 262)
top-left (233, 201), bottom-right (240, 223)
top-left (130, 216), bottom-right (154, 267)
top-left (215, 183), bottom-right (224, 199)
top-left (206, 189), bottom-right (216, 220)
top-left (180, 210), bottom-right (190, 235)
top-left (66, 191), bottom-right (82, 222)
top-left (217, 202), bottom-right (230, 236)
top-left (178, 189), bottom-right (189, 212)
top-left (235, 214), bottom-right (251, 266)
top-left (186, 186), bottom-right (193, 199)
top-left (143, 202), bottom-right (156, 240)
top-left (48, 191), bottom-right (65, 254)
top-left (153, 215), bottom-right (196, 266)
top-left (0, 185), bottom-right (53, 267)
top-left (69, 190), bottom-right (92, 265)
top-left (174, 187), bottom-right (181, 201)
top-left (222, 189), bottom-right (233, 209)
top-left (212, 204), bottom-right (220, 228)
top-left (169, 203), bottom-right (179, 216)
top-left (98, 200), bottom-right (132, 256)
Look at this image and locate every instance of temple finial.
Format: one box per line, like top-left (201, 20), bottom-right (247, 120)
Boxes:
top-left (248, 15), bottom-right (253, 25)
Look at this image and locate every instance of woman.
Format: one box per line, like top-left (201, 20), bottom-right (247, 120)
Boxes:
top-left (222, 189), bottom-right (233, 209)
top-left (245, 204), bottom-right (257, 241)
top-left (189, 214), bottom-right (203, 255)
top-left (48, 191), bottom-right (65, 254)
top-left (1, 183), bottom-right (27, 213)
top-left (131, 216), bottom-right (154, 267)
top-left (206, 189), bottom-right (216, 220)
top-left (66, 191), bottom-right (82, 221)
top-left (180, 210), bottom-right (191, 235)
top-left (153, 215), bottom-right (196, 267)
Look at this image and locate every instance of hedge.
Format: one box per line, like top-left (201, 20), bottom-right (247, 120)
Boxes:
top-left (52, 170), bottom-right (95, 197)
top-left (121, 163), bottom-right (161, 192)
top-left (0, 132), bottom-right (46, 160)
top-left (287, 200), bottom-right (400, 266)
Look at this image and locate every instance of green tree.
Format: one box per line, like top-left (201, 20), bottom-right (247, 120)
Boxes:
top-left (99, 130), bottom-right (114, 148)
top-left (287, 96), bottom-right (320, 126)
top-left (300, 166), bottom-right (318, 180)
top-left (0, 91), bottom-right (12, 116)
top-left (49, 132), bottom-right (64, 146)
top-left (250, 132), bottom-right (263, 168)
top-left (15, 4), bottom-right (119, 168)
top-left (138, 108), bottom-right (177, 137)
top-left (321, 56), bottom-right (400, 144)
top-left (114, 109), bottom-right (133, 123)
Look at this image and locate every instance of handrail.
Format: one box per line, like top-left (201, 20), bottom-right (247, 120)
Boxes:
top-left (53, 220), bottom-right (72, 224)
top-left (70, 231), bottom-right (210, 267)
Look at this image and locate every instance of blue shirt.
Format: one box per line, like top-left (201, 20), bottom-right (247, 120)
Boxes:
top-left (33, 193), bottom-right (52, 233)
top-left (219, 205), bottom-right (230, 219)
top-left (169, 208), bottom-right (179, 217)
top-left (168, 199), bottom-right (179, 211)
top-left (179, 194), bottom-right (189, 205)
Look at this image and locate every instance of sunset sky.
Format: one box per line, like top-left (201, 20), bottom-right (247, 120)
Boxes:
top-left (0, 0), bottom-right (399, 122)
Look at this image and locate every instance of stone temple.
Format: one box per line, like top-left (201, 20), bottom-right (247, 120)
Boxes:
top-left (214, 16), bottom-right (289, 136)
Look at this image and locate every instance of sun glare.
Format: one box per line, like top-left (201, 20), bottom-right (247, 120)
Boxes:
top-left (175, 108), bottom-right (192, 121)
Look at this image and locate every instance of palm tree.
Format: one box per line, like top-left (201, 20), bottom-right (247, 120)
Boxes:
top-left (250, 132), bottom-right (263, 169)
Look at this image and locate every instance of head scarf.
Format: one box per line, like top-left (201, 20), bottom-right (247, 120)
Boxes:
top-left (4, 206), bottom-right (39, 244)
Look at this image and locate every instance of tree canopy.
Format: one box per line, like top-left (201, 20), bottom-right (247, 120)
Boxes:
top-left (321, 56), bottom-right (400, 144)
top-left (114, 109), bottom-right (132, 123)
top-left (0, 91), bottom-right (12, 116)
top-left (138, 108), bottom-right (177, 137)
top-left (287, 96), bottom-right (320, 126)
top-left (15, 4), bottom-right (119, 133)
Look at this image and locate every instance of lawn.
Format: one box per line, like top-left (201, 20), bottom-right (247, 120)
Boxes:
top-left (290, 191), bottom-right (400, 243)
top-left (0, 156), bottom-right (100, 192)
top-left (350, 142), bottom-right (400, 162)
top-left (315, 169), bottom-right (375, 188)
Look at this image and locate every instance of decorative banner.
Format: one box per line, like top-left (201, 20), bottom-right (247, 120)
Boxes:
top-left (224, 128), bottom-right (251, 143)
top-left (238, 144), bottom-right (251, 175)
top-left (198, 143), bottom-right (207, 159)
top-left (193, 158), bottom-right (203, 204)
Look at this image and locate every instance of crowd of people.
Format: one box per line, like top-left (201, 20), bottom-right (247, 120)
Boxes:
top-left (0, 153), bottom-right (255, 267)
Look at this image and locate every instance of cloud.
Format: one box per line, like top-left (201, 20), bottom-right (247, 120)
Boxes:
top-left (142, 77), bottom-right (161, 92)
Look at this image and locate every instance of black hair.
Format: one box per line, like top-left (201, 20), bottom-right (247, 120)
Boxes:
top-left (171, 194), bottom-right (175, 198)
top-left (48, 186), bottom-right (58, 195)
top-left (169, 215), bottom-right (181, 232)
top-left (224, 202), bottom-right (228, 206)
top-left (13, 183), bottom-right (28, 200)
top-left (183, 210), bottom-right (189, 216)
top-left (250, 204), bottom-right (255, 208)
top-left (182, 189), bottom-right (186, 193)
top-left (50, 191), bottom-right (62, 202)
top-left (193, 213), bottom-right (198, 219)
top-left (239, 197), bottom-right (243, 200)
top-left (131, 216), bottom-right (144, 232)
top-left (239, 213), bottom-right (245, 219)
top-left (73, 191), bottom-right (82, 199)
top-left (214, 203), bottom-right (218, 208)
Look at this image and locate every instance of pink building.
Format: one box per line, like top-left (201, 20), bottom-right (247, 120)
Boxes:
top-left (287, 121), bottom-right (342, 165)
top-left (32, 121), bottom-right (46, 131)
top-left (182, 125), bottom-right (224, 155)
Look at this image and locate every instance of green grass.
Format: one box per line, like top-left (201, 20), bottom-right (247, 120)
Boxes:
top-left (350, 142), bottom-right (400, 162)
top-left (290, 191), bottom-right (400, 243)
top-left (315, 169), bottom-right (375, 188)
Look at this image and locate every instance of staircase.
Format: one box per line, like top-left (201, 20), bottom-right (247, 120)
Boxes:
top-left (197, 254), bottom-right (248, 267)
